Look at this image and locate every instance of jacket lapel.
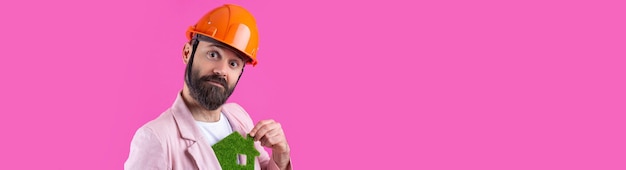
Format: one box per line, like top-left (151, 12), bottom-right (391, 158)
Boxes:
top-left (171, 93), bottom-right (222, 169)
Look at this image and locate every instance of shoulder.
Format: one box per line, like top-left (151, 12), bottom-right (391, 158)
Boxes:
top-left (132, 109), bottom-right (178, 141)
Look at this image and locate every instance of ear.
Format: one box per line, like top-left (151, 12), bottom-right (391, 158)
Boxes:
top-left (182, 42), bottom-right (192, 64)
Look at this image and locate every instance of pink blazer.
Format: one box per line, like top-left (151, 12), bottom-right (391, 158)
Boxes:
top-left (124, 93), bottom-right (292, 170)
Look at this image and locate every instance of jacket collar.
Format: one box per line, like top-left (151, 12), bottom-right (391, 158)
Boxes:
top-left (171, 92), bottom-right (203, 141)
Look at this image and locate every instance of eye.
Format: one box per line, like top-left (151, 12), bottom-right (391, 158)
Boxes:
top-left (208, 51), bottom-right (219, 59)
top-left (229, 61), bottom-right (239, 68)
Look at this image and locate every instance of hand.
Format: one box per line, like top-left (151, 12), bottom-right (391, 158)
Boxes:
top-left (249, 119), bottom-right (289, 154)
top-left (250, 119), bottom-right (291, 170)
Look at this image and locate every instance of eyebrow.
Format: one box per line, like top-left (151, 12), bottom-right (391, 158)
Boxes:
top-left (207, 44), bottom-right (226, 49)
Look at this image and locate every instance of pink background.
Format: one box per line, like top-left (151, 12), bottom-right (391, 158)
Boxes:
top-left (0, 0), bottom-right (624, 169)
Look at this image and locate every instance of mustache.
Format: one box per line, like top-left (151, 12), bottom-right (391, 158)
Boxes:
top-left (199, 74), bottom-right (228, 88)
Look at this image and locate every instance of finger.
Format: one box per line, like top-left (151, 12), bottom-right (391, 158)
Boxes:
top-left (254, 127), bottom-right (268, 141)
top-left (250, 119), bottom-right (275, 137)
top-left (253, 122), bottom-right (280, 141)
top-left (259, 135), bottom-right (279, 147)
top-left (260, 130), bottom-right (284, 146)
top-left (252, 121), bottom-right (280, 141)
top-left (266, 135), bottom-right (283, 147)
top-left (260, 136), bottom-right (270, 147)
top-left (265, 129), bottom-right (281, 139)
top-left (266, 122), bottom-right (282, 141)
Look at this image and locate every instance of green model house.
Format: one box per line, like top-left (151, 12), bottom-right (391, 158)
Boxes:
top-left (212, 132), bottom-right (260, 170)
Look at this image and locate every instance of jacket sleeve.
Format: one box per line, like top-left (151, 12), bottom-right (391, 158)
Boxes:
top-left (124, 127), bottom-right (168, 170)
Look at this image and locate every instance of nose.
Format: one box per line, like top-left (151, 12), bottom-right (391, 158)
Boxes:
top-left (212, 61), bottom-right (229, 77)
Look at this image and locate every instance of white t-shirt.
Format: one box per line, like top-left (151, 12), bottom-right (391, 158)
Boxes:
top-left (195, 112), bottom-right (234, 146)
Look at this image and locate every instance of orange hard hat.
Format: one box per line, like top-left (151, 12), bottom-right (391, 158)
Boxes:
top-left (186, 4), bottom-right (260, 66)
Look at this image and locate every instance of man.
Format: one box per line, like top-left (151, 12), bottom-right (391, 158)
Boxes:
top-left (125, 4), bottom-right (292, 170)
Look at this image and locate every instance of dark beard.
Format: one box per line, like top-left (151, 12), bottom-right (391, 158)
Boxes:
top-left (187, 69), bottom-right (235, 111)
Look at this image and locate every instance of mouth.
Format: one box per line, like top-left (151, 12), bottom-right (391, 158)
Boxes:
top-left (206, 80), bottom-right (225, 88)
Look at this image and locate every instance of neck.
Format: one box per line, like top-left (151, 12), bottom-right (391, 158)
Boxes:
top-left (182, 85), bottom-right (222, 122)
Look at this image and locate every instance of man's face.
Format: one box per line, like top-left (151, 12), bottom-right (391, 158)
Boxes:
top-left (185, 40), bottom-right (246, 111)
